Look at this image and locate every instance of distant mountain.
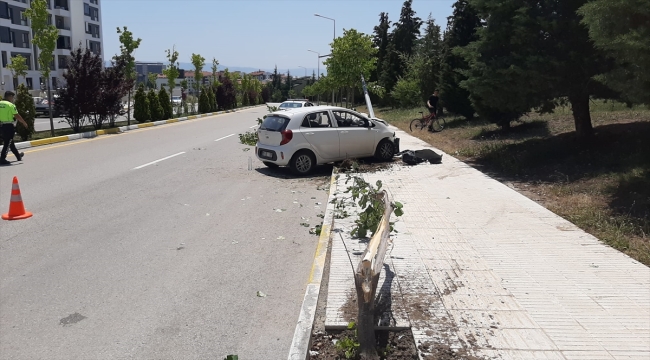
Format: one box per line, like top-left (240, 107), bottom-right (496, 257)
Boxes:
top-left (105, 61), bottom-right (321, 77)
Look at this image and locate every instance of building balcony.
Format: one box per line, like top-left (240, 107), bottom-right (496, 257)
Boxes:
top-left (53, 48), bottom-right (71, 56)
top-left (50, 7), bottom-right (70, 17)
top-left (57, 28), bottom-right (71, 37)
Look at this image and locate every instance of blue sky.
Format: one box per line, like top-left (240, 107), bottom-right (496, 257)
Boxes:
top-left (102, 0), bottom-right (455, 74)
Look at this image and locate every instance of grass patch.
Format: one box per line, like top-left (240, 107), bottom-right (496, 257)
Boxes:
top-left (360, 101), bottom-right (650, 266)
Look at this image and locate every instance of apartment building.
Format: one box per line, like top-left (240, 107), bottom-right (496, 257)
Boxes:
top-left (135, 62), bottom-right (165, 86)
top-left (0, 0), bottom-right (104, 94)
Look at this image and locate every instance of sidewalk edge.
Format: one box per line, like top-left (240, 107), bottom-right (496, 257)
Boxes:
top-left (287, 171), bottom-right (338, 360)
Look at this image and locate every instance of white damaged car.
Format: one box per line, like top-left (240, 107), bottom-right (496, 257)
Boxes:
top-left (255, 106), bottom-right (399, 175)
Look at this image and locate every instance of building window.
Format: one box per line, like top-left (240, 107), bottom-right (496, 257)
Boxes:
top-left (54, 0), bottom-right (68, 11)
top-left (52, 77), bottom-right (57, 88)
top-left (56, 35), bottom-right (70, 49)
top-left (0, 2), bottom-right (9, 19)
top-left (0, 26), bottom-right (11, 43)
top-left (26, 77), bottom-right (33, 90)
top-left (86, 22), bottom-right (99, 38)
top-left (55, 16), bottom-right (68, 30)
top-left (89, 0), bottom-right (98, 4)
top-left (1, 51), bottom-right (7, 68)
top-left (58, 55), bottom-right (67, 69)
top-left (84, 4), bottom-right (99, 21)
top-left (88, 40), bottom-right (100, 55)
top-left (20, 10), bottom-right (27, 26)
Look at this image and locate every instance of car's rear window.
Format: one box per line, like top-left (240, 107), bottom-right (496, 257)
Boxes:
top-left (280, 102), bottom-right (302, 108)
top-left (260, 116), bottom-right (290, 132)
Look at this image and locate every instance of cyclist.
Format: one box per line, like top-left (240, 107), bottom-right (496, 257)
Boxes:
top-left (426, 90), bottom-right (439, 131)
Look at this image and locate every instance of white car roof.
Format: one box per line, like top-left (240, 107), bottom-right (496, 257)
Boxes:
top-left (271, 106), bottom-right (363, 117)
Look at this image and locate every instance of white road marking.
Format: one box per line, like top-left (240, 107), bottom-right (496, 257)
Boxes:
top-left (133, 152), bottom-right (186, 170)
top-left (249, 125), bottom-right (258, 129)
top-left (215, 134), bottom-right (235, 142)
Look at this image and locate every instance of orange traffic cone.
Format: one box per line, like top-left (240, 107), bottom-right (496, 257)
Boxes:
top-left (2, 176), bottom-right (33, 220)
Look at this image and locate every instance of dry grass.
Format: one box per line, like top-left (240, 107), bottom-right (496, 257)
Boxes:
top-left (360, 101), bottom-right (650, 266)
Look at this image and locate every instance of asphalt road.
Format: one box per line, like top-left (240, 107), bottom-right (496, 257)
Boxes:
top-left (0, 107), bottom-right (330, 359)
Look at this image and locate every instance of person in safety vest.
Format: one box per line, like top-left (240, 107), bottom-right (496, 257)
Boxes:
top-left (0, 91), bottom-right (28, 166)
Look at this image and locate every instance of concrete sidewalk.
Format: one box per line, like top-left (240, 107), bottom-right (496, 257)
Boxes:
top-left (325, 127), bottom-right (650, 359)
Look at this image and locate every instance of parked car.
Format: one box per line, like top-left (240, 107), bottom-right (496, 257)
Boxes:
top-left (256, 106), bottom-right (399, 175)
top-left (33, 96), bottom-right (63, 117)
top-left (172, 96), bottom-right (182, 106)
top-left (277, 99), bottom-right (314, 110)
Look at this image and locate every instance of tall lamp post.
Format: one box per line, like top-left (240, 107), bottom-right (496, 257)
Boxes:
top-left (314, 13), bottom-right (335, 105)
top-left (308, 49), bottom-right (321, 105)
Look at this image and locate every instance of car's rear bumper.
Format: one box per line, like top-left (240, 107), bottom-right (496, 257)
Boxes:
top-left (255, 144), bottom-right (293, 166)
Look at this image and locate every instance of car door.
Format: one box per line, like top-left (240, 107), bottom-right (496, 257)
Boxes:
top-left (300, 111), bottom-right (340, 160)
top-left (332, 110), bottom-right (376, 158)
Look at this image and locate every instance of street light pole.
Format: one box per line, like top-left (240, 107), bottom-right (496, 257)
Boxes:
top-left (308, 49), bottom-right (320, 105)
top-left (314, 13), bottom-right (335, 105)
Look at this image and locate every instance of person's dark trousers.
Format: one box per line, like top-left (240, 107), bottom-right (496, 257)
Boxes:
top-left (427, 107), bottom-right (436, 131)
top-left (0, 123), bottom-right (20, 161)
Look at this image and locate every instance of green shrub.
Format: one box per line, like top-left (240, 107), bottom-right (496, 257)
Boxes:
top-left (15, 84), bottom-right (35, 141)
top-left (133, 85), bottom-right (150, 123)
top-left (391, 77), bottom-right (421, 108)
top-left (158, 87), bottom-right (172, 120)
top-left (199, 89), bottom-right (210, 113)
top-left (148, 89), bottom-right (163, 121)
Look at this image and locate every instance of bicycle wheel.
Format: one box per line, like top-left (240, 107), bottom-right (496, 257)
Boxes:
top-left (430, 116), bottom-right (446, 132)
top-left (410, 118), bottom-right (426, 132)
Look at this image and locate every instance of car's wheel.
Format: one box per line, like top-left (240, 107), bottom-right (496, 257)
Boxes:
top-left (263, 161), bottom-right (279, 168)
top-left (290, 150), bottom-right (316, 176)
top-left (375, 139), bottom-right (395, 162)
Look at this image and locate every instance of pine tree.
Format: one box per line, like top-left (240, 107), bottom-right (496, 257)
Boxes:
top-left (133, 85), bottom-right (150, 123)
top-left (199, 89), bottom-right (210, 113)
top-left (158, 87), bottom-right (172, 120)
top-left (15, 84), bottom-right (35, 141)
top-left (372, 12), bottom-right (391, 83)
top-left (439, 0), bottom-right (480, 119)
top-left (148, 89), bottom-right (163, 121)
top-left (578, 0), bottom-right (650, 104)
top-left (206, 86), bottom-right (216, 112)
top-left (459, 0), bottom-right (613, 138)
top-left (416, 14), bottom-right (443, 100)
top-left (387, 0), bottom-right (423, 82)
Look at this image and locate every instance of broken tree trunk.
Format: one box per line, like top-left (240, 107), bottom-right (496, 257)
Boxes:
top-left (354, 190), bottom-right (394, 360)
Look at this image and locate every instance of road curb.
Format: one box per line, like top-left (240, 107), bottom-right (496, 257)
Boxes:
top-left (287, 171), bottom-right (338, 360)
top-left (15, 105), bottom-right (265, 150)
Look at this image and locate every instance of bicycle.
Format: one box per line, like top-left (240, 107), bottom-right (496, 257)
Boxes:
top-left (409, 111), bottom-right (446, 132)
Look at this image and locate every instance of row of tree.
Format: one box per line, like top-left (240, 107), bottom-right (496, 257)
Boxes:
top-left (305, 0), bottom-right (649, 141)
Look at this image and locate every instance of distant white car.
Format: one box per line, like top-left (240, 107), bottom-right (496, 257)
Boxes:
top-left (256, 106), bottom-right (399, 175)
top-left (171, 96), bottom-right (182, 106)
top-left (277, 99), bottom-right (314, 110)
